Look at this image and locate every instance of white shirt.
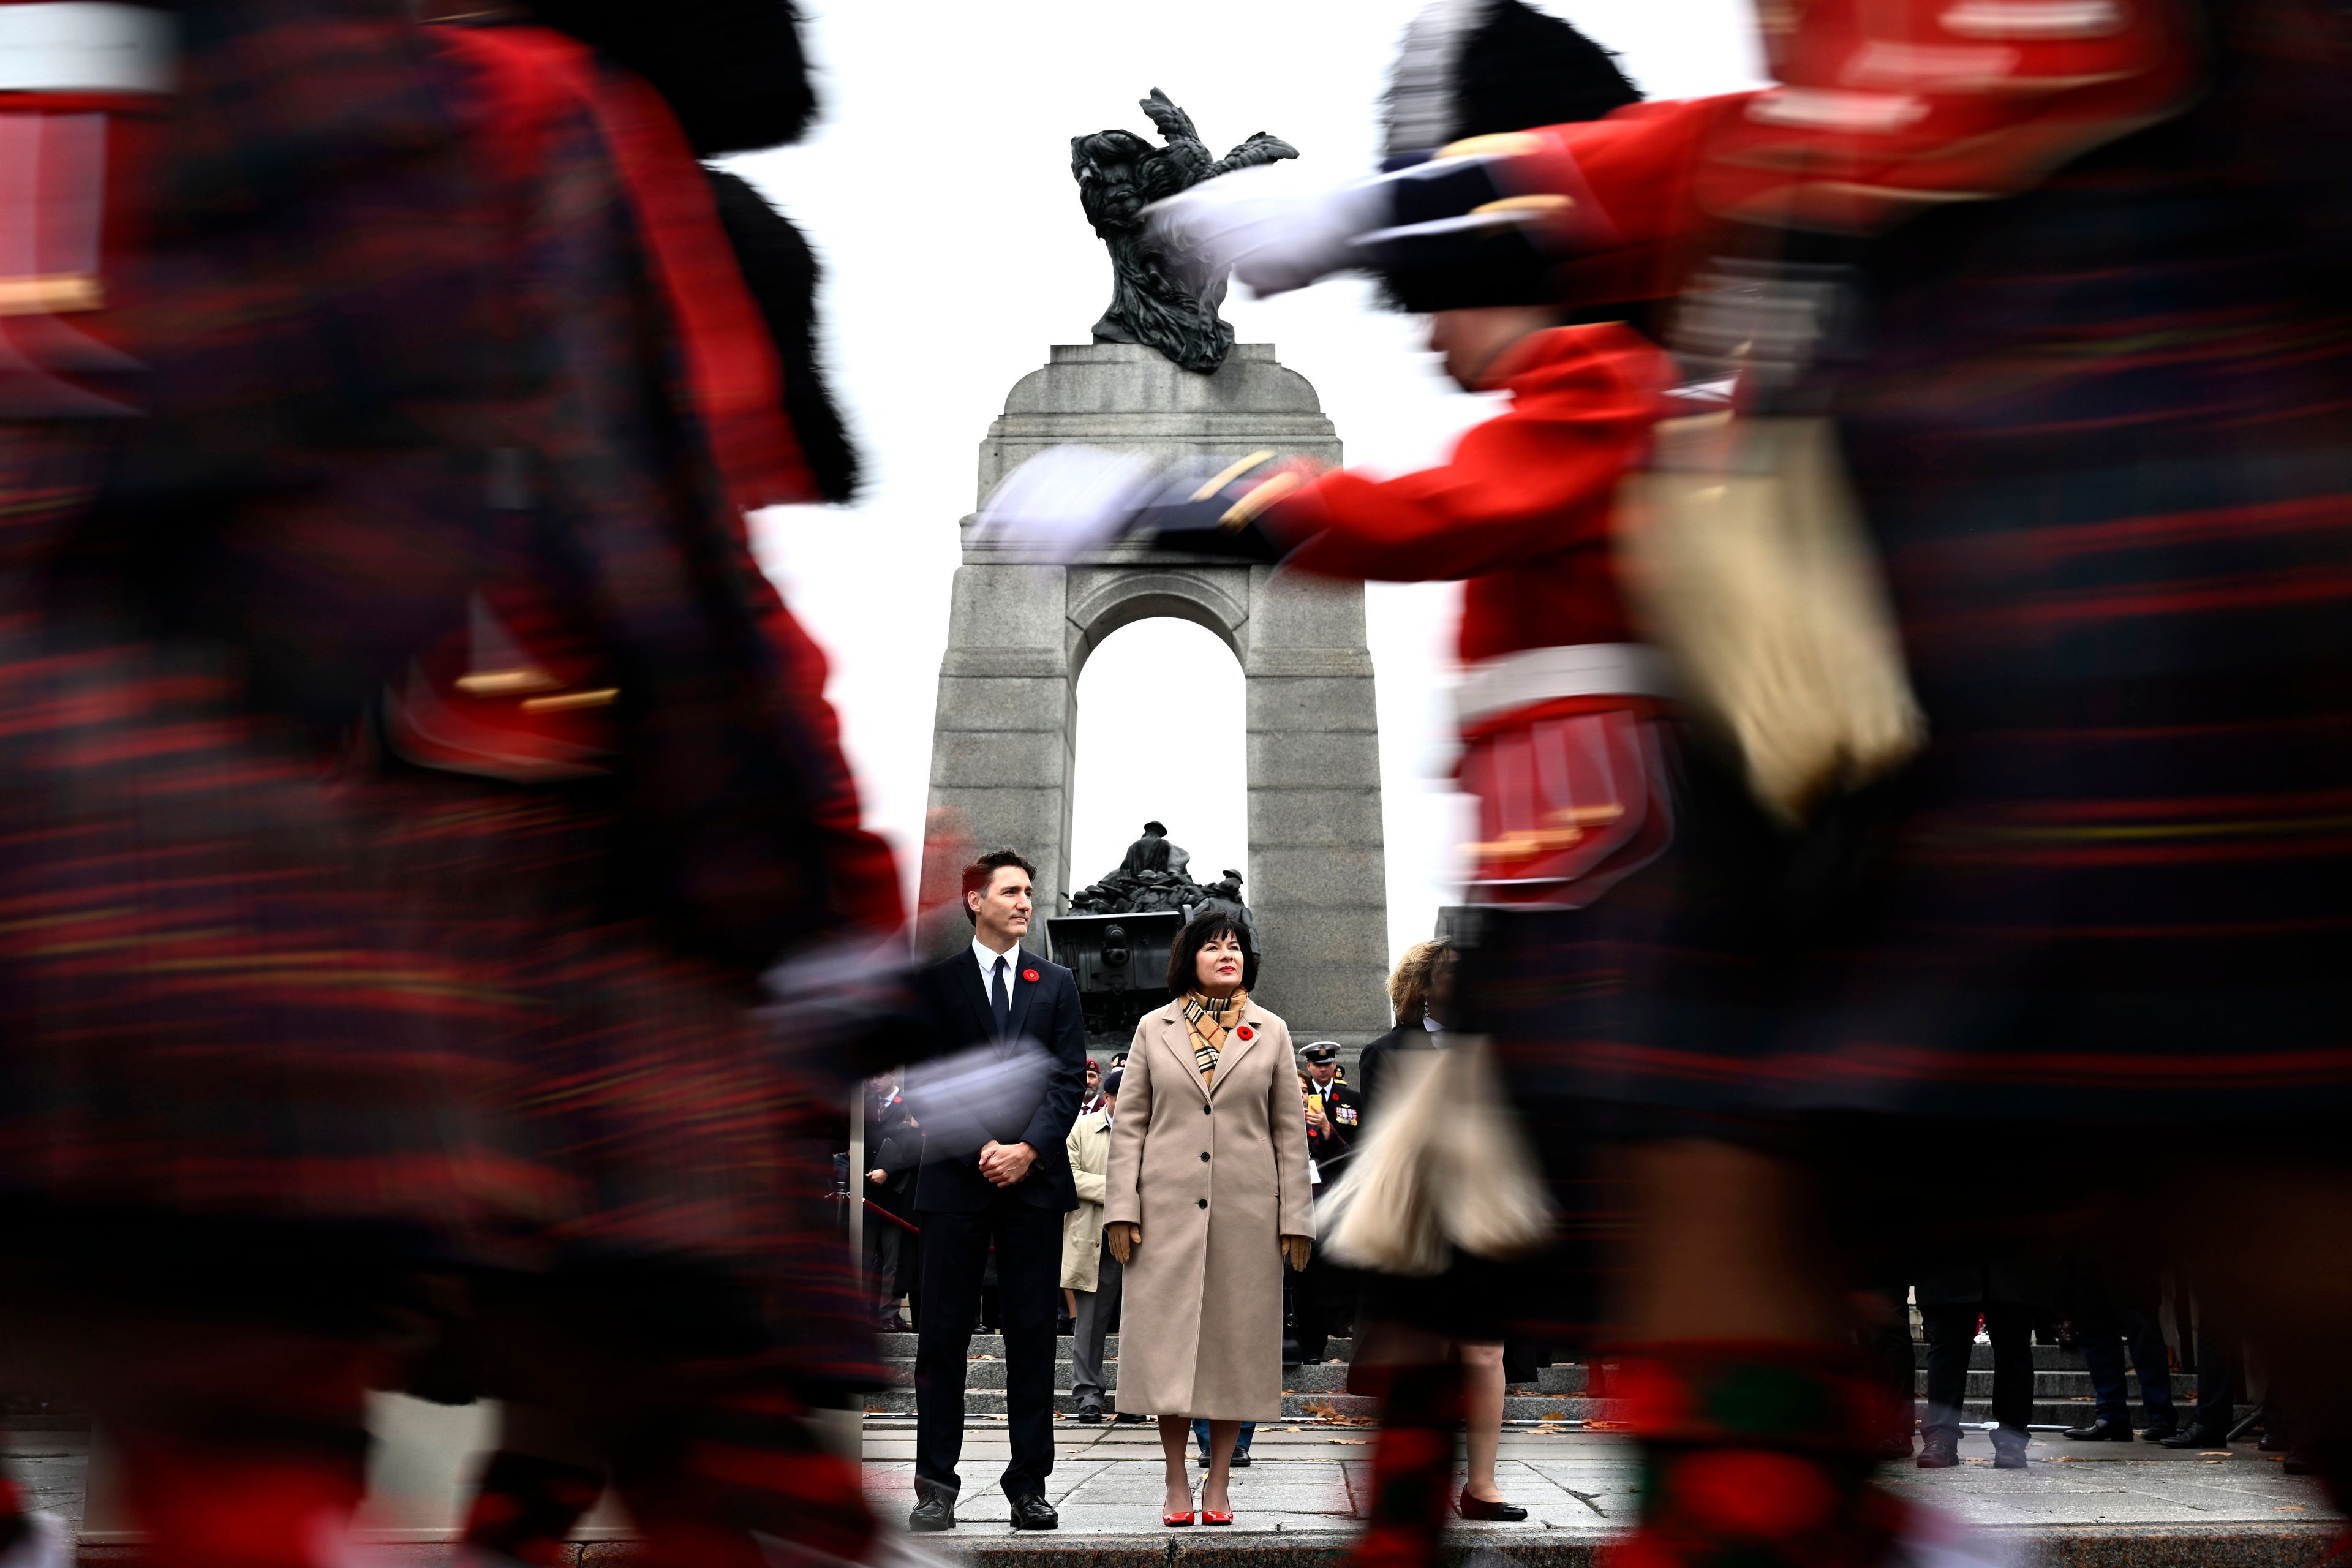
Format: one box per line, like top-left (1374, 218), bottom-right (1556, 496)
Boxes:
top-left (973, 935), bottom-right (1022, 1009)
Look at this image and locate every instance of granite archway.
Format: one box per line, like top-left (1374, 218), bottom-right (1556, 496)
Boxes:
top-left (917, 343), bottom-right (1392, 1047)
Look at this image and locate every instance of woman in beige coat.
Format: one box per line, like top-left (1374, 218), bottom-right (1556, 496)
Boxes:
top-left (1104, 913), bottom-right (1313, 1525)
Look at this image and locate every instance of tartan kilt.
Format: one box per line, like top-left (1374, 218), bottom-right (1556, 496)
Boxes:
top-left (0, 612), bottom-right (546, 1263)
top-left (356, 766), bottom-right (880, 1390)
top-left (1450, 870), bottom-right (1676, 1351)
top-left (1545, 97), bottom-right (2352, 1132)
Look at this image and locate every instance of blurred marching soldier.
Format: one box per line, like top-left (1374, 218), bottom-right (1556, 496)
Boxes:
top-left (391, 4), bottom-right (914, 1566)
top-left (1139, 0), bottom-right (2352, 1559)
top-left (0, 3), bottom-right (557, 1563)
top-left (0, 1), bottom-right (910, 1565)
top-left (980, 2), bottom-right (1673, 1553)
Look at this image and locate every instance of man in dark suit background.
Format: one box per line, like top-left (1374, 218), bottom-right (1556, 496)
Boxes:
top-left (906, 849), bottom-right (1088, 1533)
top-left (862, 1072), bottom-right (919, 1331)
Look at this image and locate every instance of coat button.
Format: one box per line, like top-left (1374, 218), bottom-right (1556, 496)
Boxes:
top-left (1201, 1104), bottom-right (1211, 1115)
top-left (1199, 1152), bottom-right (1210, 1162)
top-left (1197, 1198), bottom-right (1208, 1209)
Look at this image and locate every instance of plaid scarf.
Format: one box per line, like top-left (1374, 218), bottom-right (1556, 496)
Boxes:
top-left (1182, 989), bottom-right (1248, 1082)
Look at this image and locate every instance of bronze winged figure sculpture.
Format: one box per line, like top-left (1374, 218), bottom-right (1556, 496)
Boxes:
top-left (1071, 89), bottom-right (1297, 374)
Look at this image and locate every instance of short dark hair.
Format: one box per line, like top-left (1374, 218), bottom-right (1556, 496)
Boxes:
top-left (962, 849), bottom-right (1036, 925)
top-left (1167, 910), bottom-right (1260, 994)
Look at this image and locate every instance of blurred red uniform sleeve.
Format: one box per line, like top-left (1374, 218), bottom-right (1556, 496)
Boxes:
top-left (1493, 0), bottom-right (2203, 244)
top-left (1274, 324), bottom-right (1668, 584)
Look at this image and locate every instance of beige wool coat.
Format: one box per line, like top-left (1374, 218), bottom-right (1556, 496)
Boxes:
top-left (1061, 1107), bottom-right (1111, 1292)
top-left (1104, 998), bottom-right (1314, 1422)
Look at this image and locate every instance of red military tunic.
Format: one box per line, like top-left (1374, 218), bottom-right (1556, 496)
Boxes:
top-left (1273, 322), bottom-right (1663, 663)
top-left (1265, 322), bottom-right (1678, 905)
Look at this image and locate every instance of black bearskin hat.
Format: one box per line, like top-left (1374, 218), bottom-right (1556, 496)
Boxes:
top-left (704, 170), bottom-right (861, 504)
top-left (526, 0), bottom-right (817, 157)
top-left (1370, 0), bottom-right (1644, 312)
top-left (1383, 0), bottom-right (1640, 159)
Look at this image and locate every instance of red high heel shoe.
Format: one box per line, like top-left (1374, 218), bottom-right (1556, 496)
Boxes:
top-left (1200, 1512), bottom-right (1235, 1526)
top-left (1163, 1510), bottom-right (1196, 1526)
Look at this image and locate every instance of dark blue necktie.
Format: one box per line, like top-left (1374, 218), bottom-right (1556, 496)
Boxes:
top-left (990, 954), bottom-right (1011, 1038)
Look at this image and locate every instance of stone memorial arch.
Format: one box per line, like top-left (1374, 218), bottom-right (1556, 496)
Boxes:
top-left (917, 342), bottom-right (1393, 1046)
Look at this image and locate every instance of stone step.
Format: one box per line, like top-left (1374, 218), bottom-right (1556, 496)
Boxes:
top-left (880, 1359), bottom-right (1359, 1392)
top-left (878, 1333), bottom-right (1356, 1359)
top-left (1921, 1346), bottom-right (2095, 1371)
top-left (1912, 1370), bottom-right (2201, 1399)
top-left (1912, 1398), bottom-right (2256, 1429)
top-left (858, 1389), bottom-right (1616, 1422)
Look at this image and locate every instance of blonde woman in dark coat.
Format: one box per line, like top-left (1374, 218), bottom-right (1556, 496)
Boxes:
top-left (1104, 913), bottom-right (1313, 1526)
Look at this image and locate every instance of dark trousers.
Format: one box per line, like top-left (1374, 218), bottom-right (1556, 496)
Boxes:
top-left (914, 1197), bottom-right (1063, 1501)
top-left (1287, 1245), bottom-right (1349, 1364)
top-left (1923, 1302), bottom-right (2032, 1437)
top-left (1069, 1239), bottom-right (1123, 1404)
top-left (864, 1213), bottom-right (903, 1317)
top-left (2079, 1300), bottom-right (2177, 1427)
top-left (2191, 1316), bottom-right (2241, 1436)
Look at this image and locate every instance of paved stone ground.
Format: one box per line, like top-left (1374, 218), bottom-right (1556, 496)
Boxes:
top-left (20, 1420), bottom-right (2343, 1566)
top-left (861, 1419), bottom-right (2337, 1536)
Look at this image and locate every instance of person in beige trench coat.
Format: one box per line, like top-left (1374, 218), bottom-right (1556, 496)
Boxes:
top-left (1105, 913), bottom-right (1313, 1525)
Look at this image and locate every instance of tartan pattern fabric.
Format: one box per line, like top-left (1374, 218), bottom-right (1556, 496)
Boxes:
top-left (0, 0), bottom-right (886, 1395)
top-left (1605, 1344), bottom-right (1900, 1568)
top-left (1531, 0), bottom-right (2352, 1128)
top-left (0, 620), bottom-right (545, 1245)
top-left (1342, 1362), bottom-right (1463, 1568)
top-left (1182, 989), bottom-right (1247, 1080)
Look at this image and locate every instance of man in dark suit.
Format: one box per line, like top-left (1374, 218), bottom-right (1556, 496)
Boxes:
top-left (906, 848), bottom-right (1088, 1533)
top-left (862, 1073), bottom-right (919, 1330)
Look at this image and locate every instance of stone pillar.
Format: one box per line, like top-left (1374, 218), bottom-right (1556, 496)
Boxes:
top-left (916, 562), bottom-right (1079, 960)
top-left (1243, 567), bottom-right (1392, 1046)
top-left (918, 344), bottom-right (1392, 1046)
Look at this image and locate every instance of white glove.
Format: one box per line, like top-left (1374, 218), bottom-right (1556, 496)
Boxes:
top-left (1144, 162), bottom-right (1391, 299)
top-left (971, 446), bottom-right (1159, 560)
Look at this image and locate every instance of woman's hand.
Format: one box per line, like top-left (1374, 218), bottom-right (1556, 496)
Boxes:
top-left (1282, 1234), bottom-right (1312, 1272)
top-left (1106, 1221), bottom-right (1141, 1264)
top-left (1303, 1101), bottom-right (1329, 1134)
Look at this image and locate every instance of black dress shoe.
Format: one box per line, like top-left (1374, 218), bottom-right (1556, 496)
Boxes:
top-left (2158, 1425), bottom-right (2228, 1449)
top-left (1459, 1488), bottom-right (1528, 1521)
top-left (1008, 1494), bottom-right (1060, 1531)
top-left (1992, 1430), bottom-right (2030, 1469)
top-left (1076, 1403), bottom-right (1103, 1425)
top-left (2062, 1417), bottom-right (2136, 1442)
top-left (907, 1498), bottom-right (956, 1533)
top-left (1872, 1431), bottom-right (1916, 1461)
top-left (1916, 1431), bottom-right (1961, 1469)
top-left (1231, 1449), bottom-right (1252, 1468)
top-left (1114, 1411), bottom-right (1148, 1425)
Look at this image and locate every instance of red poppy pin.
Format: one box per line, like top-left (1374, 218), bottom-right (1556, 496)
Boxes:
top-left (1023, 968), bottom-right (1039, 983)
top-left (1236, 1025), bottom-right (1255, 1041)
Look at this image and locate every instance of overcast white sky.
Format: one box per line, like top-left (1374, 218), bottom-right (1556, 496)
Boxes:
top-left (732, 1), bottom-right (1764, 964)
